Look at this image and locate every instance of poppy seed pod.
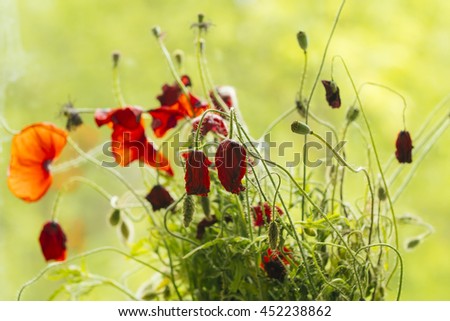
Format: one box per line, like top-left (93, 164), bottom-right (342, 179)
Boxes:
top-left (321, 80), bottom-right (341, 108)
top-left (39, 221), bottom-right (67, 262)
top-left (291, 120), bottom-right (311, 135)
top-left (184, 150), bottom-right (211, 196)
top-left (145, 185), bottom-right (175, 211)
top-left (395, 130), bottom-right (413, 163)
top-left (215, 139), bottom-right (247, 194)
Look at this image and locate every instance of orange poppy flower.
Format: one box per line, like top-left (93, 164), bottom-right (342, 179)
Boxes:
top-left (7, 123), bottom-right (67, 202)
top-left (95, 106), bottom-right (174, 176)
top-left (149, 75), bottom-right (209, 138)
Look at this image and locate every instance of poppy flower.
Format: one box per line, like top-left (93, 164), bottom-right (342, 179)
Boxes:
top-left (95, 106), bottom-right (173, 176)
top-left (215, 139), bottom-right (246, 194)
top-left (321, 80), bottom-right (341, 108)
top-left (145, 185), bottom-right (175, 211)
top-left (192, 113), bottom-right (228, 137)
top-left (395, 130), bottom-right (413, 163)
top-left (7, 123), bottom-right (67, 202)
top-left (39, 221), bottom-right (67, 262)
top-left (184, 150), bottom-right (211, 196)
top-left (149, 75), bottom-right (209, 138)
top-left (261, 247), bottom-right (291, 281)
top-left (210, 86), bottom-right (236, 111)
top-left (252, 202), bottom-right (284, 227)
top-left (196, 215), bottom-right (218, 239)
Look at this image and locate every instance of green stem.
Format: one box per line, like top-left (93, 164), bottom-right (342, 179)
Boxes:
top-left (112, 66), bottom-right (125, 107)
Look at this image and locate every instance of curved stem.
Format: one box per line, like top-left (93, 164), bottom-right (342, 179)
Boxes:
top-left (112, 65), bottom-right (125, 107)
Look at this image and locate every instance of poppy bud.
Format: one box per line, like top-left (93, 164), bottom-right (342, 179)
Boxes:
top-left (173, 49), bottom-right (184, 69)
top-left (268, 221), bottom-right (279, 250)
top-left (183, 195), bottom-right (195, 227)
top-left (406, 237), bottom-right (421, 250)
top-left (152, 26), bottom-right (161, 38)
top-left (215, 139), bottom-right (247, 194)
top-left (291, 120), bottom-right (311, 135)
top-left (321, 80), bottom-right (341, 108)
top-left (109, 209), bottom-right (121, 226)
top-left (378, 186), bottom-right (386, 201)
top-left (200, 196), bottom-right (211, 217)
top-left (112, 51), bottom-right (120, 67)
top-left (39, 221), bottom-right (67, 262)
top-left (303, 227), bottom-right (317, 237)
top-left (395, 130), bottom-right (413, 163)
top-left (120, 221), bottom-right (131, 241)
top-left (145, 185), bottom-right (175, 211)
top-left (346, 106), bottom-right (359, 123)
top-left (184, 150), bottom-right (211, 196)
top-left (296, 31), bottom-right (308, 52)
top-left (296, 99), bottom-right (307, 118)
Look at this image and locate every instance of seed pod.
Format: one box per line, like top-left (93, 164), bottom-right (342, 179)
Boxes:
top-left (200, 196), bottom-right (211, 217)
top-left (183, 195), bottom-right (195, 228)
top-left (268, 221), bottom-right (279, 250)
top-left (291, 120), bottom-right (311, 135)
top-left (109, 209), bottom-right (121, 226)
top-left (346, 106), bottom-right (360, 123)
top-left (378, 186), bottom-right (386, 201)
top-left (296, 31), bottom-right (308, 52)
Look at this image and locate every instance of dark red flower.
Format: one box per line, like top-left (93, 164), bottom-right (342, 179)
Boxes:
top-left (184, 150), bottom-right (211, 196)
top-left (145, 185), bottom-right (175, 211)
top-left (95, 106), bottom-right (173, 176)
top-left (321, 80), bottom-right (341, 108)
top-left (192, 113), bottom-right (228, 137)
top-left (261, 247), bottom-right (291, 280)
top-left (196, 215), bottom-right (218, 239)
top-left (210, 86), bottom-right (236, 111)
top-left (395, 130), bottom-right (413, 163)
top-left (215, 139), bottom-right (246, 194)
top-left (39, 221), bottom-right (67, 262)
top-left (252, 202), bottom-right (283, 227)
top-left (149, 75), bottom-right (209, 138)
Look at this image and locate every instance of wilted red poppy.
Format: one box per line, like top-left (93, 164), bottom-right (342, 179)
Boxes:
top-left (95, 106), bottom-right (173, 176)
top-left (149, 75), bottom-right (209, 138)
top-left (253, 202), bottom-right (283, 227)
top-left (145, 185), bottom-right (175, 211)
top-left (215, 139), bottom-right (246, 194)
top-left (192, 113), bottom-right (228, 137)
top-left (395, 130), bottom-right (413, 163)
top-left (184, 150), bottom-right (211, 196)
top-left (39, 221), bottom-right (67, 262)
top-left (321, 80), bottom-right (341, 108)
top-left (196, 215), bottom-right (218, 239)
top-left (7, 123), bottom-right (67, 202)
top-left (261, 247), bottom-right (291, 280)
top-left (210, 86), bottom-right (236, 111)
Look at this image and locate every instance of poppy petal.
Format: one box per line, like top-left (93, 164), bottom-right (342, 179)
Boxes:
top-left (184, 150), bottom-right (211, 196)
top-left (7, 123), bottom-right (67, 202)
top-left (215, 139), bottom-right (246, 194)
top-left (39, 221), bottom-right (67, 262)
top-left (395, 130), bottom-right (413, 163)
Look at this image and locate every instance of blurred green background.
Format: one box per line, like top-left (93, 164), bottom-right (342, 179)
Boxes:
top-left (1, 0), bottom-right (449, 300)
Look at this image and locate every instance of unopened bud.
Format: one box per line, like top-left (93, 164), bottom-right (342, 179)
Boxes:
top-left (378, 186), bottom-right (386, 201)
top-left (183, 195), bottom-right (195, 228)
top-left (296, 31), bottom-right (308, 52)
top-left (112, 51), bottom-right (120, 67)
top-left (346, 106), bottom-right (360, 123)
top-left (173, 49), bottom-right (184, 68)
top-left (200, 196), bottom-right (210, 217)
top-left (291, 120), bottom-right (311, 135)
top-left (120, 221), bottom-right (130, 241)
top-left (109, 209), bottom-right (121, 226)
top-left (268, 221), bottom-right (279, 250)
top-left (406, 238), bottom-right (421, 250)
top-left (152, 26), bottom-right (161, 38)
top-left (304, 227), bottom-right (317, 237)
top-left (296, 99), bottom-right (307, 118)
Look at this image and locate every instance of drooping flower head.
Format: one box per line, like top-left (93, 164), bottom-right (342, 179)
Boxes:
top-left (7, 123), bottom-right (67, 202)
top-left (252, 202), bottom-right (284, 227)
top-left (395, 130), bottom-right (413, 163)
top-left (196, 215), bottom-right (218, 240)
top-left (95, 106), bottom-right (173, 176)
top-left (215, 139), bottom-right (246, 194)
top-left (183, 150), bottom-right (211, 196)
top-left (149, 75), bottom-right (209, 138)
top-left (210, 86), bottom-right (236, 111)
top-left (321, 80), bottom-right (341, 108)
top-left (192, 113), bottom-right (228, 137)
top-left (39, 221), bottom-right (67, 262)
top-left (145, 185), bottom-right (175, 211)
top-left (261, 247), bottom-right (292, 281)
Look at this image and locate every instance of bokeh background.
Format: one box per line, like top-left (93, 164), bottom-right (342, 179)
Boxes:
top-left (1, 0), bottom-right (449, 300)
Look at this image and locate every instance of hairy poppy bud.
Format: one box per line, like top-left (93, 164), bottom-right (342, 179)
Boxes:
top-left (39, 221), bottom-right (67, 262)
top-left (406, 237), bottom-right (421, 250)
top-left (215, 139), bottom-right (247, 194)
top-left (291, 120), bottom-right (311, 135)
top-left (346, 106), bottom-right (360, 123)
top-left (183, 195), bottom-right (195, 228)
top-left (109, 209), bottom-right (121, 226)
top-left (296, 31), bottom-right (308, 52)
top-left (200, 196), bottom-right (211, 217)
top-left (395, 130), bottom-right (413, 163)
top-left (378, 186), bottom-right (386, 201)
top-left (145, 185), bottom-right (175, 211)
top-left (296, 99), bottom-right (307, 118)
top-left (268, 221), bottom-right (279, 250)
top-left (321, 80), bottom-right (341, 108)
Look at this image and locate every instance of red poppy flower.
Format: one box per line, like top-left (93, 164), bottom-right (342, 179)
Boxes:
top-left (196, 215), bottom-right (218, 239)
top-left (192, 113), bottom-right (228, 137)
top-left (39, 221), bottom-right (67, 262)
top-left (149, 75), bottom-right (209, 138)
top-left (215, 139), bottom-right (246, 194)
top-left (252, 202), bottom-right (284, 227)
top-left (7, 123), bottom-right (67, 202)
top-left (95, 106), bottom-right (173, 176)
top-left (145, 185), bottom-right (175, 211)
top-left (261, 247), bottom-right (291, 280)
top-left (395, 130), bottom-right (413, 163)
top-left (184, 150), bottom-right (211, 196)
top-left (321, 80), bottom-right (341, 108)
top-left (210, 86), bottom-right (236, 111)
